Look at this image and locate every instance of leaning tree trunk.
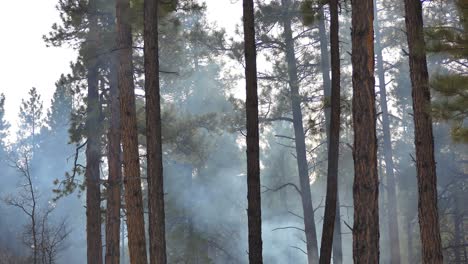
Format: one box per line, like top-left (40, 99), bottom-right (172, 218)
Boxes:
top-left (243, 0), bottom-right (263, 263)
top-left (281, 1), bottom-right (319, 263)
top-left (374, 4), bottom-right (401, 263)
top-left (403, 0), bottom-right (443, 263)
top-left (85, 0), bottom-right (102, 262)
top-left (144, 0), bottom-right (168, 263)
top-left (116, 0), bottom-right (149, 263)
top-left (351, 0), bottom-right (380, 263)
top-left (105, 39), bottom-right (121, 264)
top-left (319, 1), bottom-right (342, 264)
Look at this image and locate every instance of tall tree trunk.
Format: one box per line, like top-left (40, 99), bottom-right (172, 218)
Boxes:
top-left (319, 1), bottom-right (341, 264)
top-left (453, 193), bottom-right (463, 263)
top-left (403, 0), bottom-right (443, 263)
top-left (281, 1), bottom-right (319, 263)
top-left (144, 0), bottom-right (167, 263)
top-left (406, 214), bottom-right (414, 263)
top-left (351, 0), bottom-right (380, 263)
top-left (85, 0), bottom-right (103, 262)
top-left (318, 16), bottom-right (343, 263)
top-left (374, 4), bottom-right (401, 263)
top-left (116, 0), bottom-right (148, 263)
top-left (183, 165), bottom-right (194, 262)
top-left (105, 44), bottom-right (121, 264)
top-left (243, 0), bottom-right (263, 263)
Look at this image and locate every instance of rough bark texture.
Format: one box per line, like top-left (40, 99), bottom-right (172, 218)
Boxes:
top-left (85, 0), bottom-right (102, 262)
top-left (116, 0), bottom-right (149, 263)
top-left (105, 45), bottom-right (121, 264)
top-left (374, 5), bottom-right (401, 263)
top-left (351, 0), bottom-right (380, 263)
top-left (243, 0), bottom-right (263, 263)
top-left (281, 1), bottom-right (319, 263)
top-left (403, 0), bottom-right (443, 263)
top-left (144, 0), bottom-right (168, 263)
top-left (319, 1), bottom-right (341, 263)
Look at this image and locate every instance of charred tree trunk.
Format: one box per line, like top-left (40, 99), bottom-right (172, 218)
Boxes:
top-left (85, 0), bottom-right (102, 262)
top-left (403, 0), bottom-right (443, 263)
top-left (281, 1), bottom-right (319, 263)
top-left (374, 4), bottom-right (401, 263)
top-left (116, 0), bottom-right (148, 263)
top-left (243, 0), bottom-right (263, 263)
top-left (105, 42), bottom-right (121, 264)
top-left (144, 0), bottom-right (167, 263)
top-left (319, 2), bottom-right (342, 264)
top-left (351, 0), bottom-right (380, 263)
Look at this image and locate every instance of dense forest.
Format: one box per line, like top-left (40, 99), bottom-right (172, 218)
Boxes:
top-left (0, 0), bottom-right (466, 263)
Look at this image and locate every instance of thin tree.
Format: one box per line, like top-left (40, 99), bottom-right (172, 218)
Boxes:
top-left (243, 0), bottom-right (263, 262)
top-left (403, 0), bottom-right (443, 262)
top-left (144, 0), bottom-right (167, 263)
top-left (281, 0), bottom-right (319, 262)
top-left (18, 87), bottom-right (43, 156)
top-left (351, 0), bottom-right (380, 263)
top-left (317, 6), bottom-right (343, 263)
top-left (84, 0), bottom-right (103, 262)
top-left (105, 42), bottom-right (122, 264)
top-left (4, 155), bottom-right (39, 264)
top-left (116, 0), bottom-right (148, 263)
top-left (319, 0), bottom-right (341, 263)
top-left (374, 1), bottom-right (401, 262)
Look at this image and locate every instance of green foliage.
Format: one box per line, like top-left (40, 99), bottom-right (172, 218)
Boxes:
top-left (431, 74), bottom-right (468, 142)
top-left (17, 87), bottom-right (44, 154)
top-left (300, 0), bottom-right (324, 26)
top-left (47, 75), bottom-right (74, 132)
top-left (427, 0), bottom-right (468, 143)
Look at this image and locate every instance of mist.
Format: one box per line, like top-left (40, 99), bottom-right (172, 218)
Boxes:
top-left (0, 0), bottom-right (466, 264)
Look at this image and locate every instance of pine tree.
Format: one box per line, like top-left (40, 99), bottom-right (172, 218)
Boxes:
top-left (280, 1), bottom-right (319, 261)
top-left (46, 75), bottom-right (73, 133)
top-left (427, 0), bottom-right (468, 143)
top-left (105, 24), bottom-right (122, 264)
top-left (374, 2), bottom-right (401, 262)
top-left (116, 0), bottom-right (149, 262)
top-left (144, 0), bottom-right (168, 263)
top-left (17, 87), bottom-right (44, 156)
top-left (404, 0), bottom-right (444, 262)
top-left (243, 0), bottom-right (263, 263)
top-left (351, 0), bottom-right (380, 263)
top-left (83, 0), bottom-right (103, 262)
top-left (319, 0), bottom-right (341, 263)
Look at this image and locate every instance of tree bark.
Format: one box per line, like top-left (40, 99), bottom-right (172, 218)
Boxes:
top-left (351, 0), bottom-right (380, 263)
top-left (281, 1), bottom-right (319, 263)
top-left (85, 0), bottom-right (103, 262)
top-left (116, 0), bottom-right (149, 263)
top-left (105, 41), bottom-right (121, 264)
top-left (144, 0), bottom-right (168, 263)
top-left (403, 0), bottom-right (443, 263)
top-left (319, 2), bottom-right (341, 264)
top-left (243, 0), bottom-right (263, 263)
top-left (374, 4), bottom-right (401, 263)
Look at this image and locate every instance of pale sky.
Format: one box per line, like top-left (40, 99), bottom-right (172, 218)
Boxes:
top-left (0, 0), bottom-right (242, 138)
